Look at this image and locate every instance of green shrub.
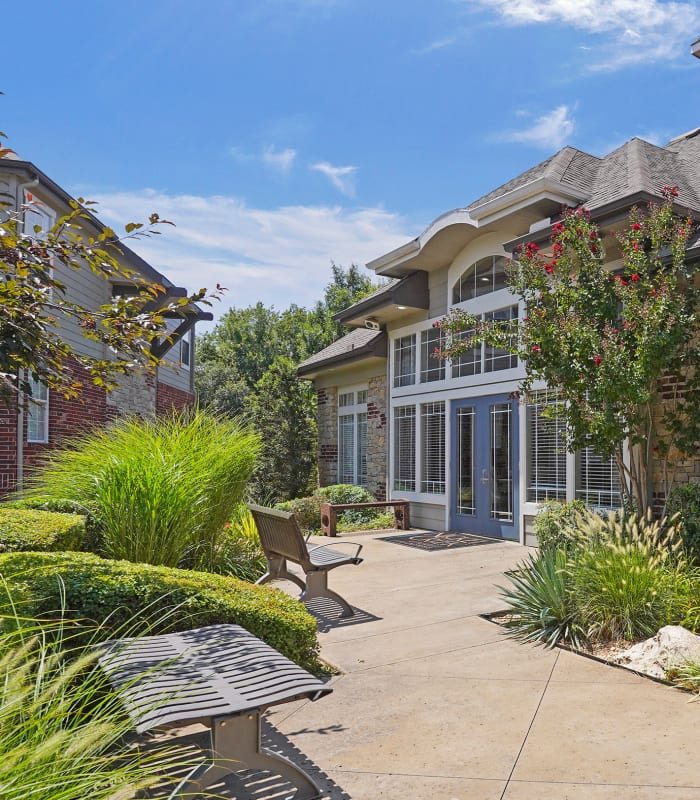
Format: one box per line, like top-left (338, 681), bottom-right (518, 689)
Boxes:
top-left (0, 551), bottom-right (321, 672)
top-left (277, 484), bottom-right (382, 531)
top-left (0, 608), bottom-right (192, 800)
top-left (571, 511), bottom-right (682, 642)
top-left (499, 549), bottom-right (585, 649)
top-left (533, 500), bottom-right (588, 552)
top-left (668, 658), bottom-right (700, 694)
top-left (22, 409), bottom-right (261, 570)
top-left (208, 505), bottom-right (267, 583)
top-left (666, 483), bottom-right (700, 563)
top-left (0, 508), bottom-right (85, 552)
top-left (3, 496), bottom-right (101, 551)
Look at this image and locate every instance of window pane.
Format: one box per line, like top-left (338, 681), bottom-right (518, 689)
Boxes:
top-left (420, 328), bottom-right (445, 382)
top-left (338, 392), bottom-right (354, 407)
top-left (421, 402), bottom-right (445, 493)
top-left (451, 329), bottom-right (481, 378)
top-left (485, 305), bottom-right (518, 372)
top-left (394, 406), bottom-right (416, 491)
top-left (356, 390), bottom-right (368, 405)
top-left (490, 403), bottom-right (513, 521)
top-left (338, 414), bottom-right (356, 483)
top-left (457, 407), bottom-right (475, 514)
top-left (393, 335), bottom-right (416, 387)
top-left (26, 378), bottom-right (48, 443)
top-left (527, 392), bottom-right (567, 502)
top-left (474, 256), bottom-right (494, 298)
top-left (576, 447), bottom-right (622, 509)
top-left (493, 256), bottom-right (510, 293)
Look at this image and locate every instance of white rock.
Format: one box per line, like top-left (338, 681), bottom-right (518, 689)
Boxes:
top-left (612, 626), bottom-right (700, 680)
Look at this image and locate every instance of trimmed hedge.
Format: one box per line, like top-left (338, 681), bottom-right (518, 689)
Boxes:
top-left (0, 552), bottom-right (321, 673)
top-left (0, 509), bottom-right (86, 553)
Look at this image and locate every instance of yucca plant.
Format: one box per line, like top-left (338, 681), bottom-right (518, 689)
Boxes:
top-left (572, 511), bottom-right (683, 642)
top-left (498, 549), bottom-right (586, 649)
top-left (0, 605), bottom-right (192, 799)
top-left (23, 409), bottom-right (260, 570)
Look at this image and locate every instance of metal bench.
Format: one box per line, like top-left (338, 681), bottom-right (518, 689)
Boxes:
top-left (97, 623), bottom-right (332, 799)
top-left (249, 504), bottom-right (363, 618)
top-left (319, 499), bottom-right (410, 537)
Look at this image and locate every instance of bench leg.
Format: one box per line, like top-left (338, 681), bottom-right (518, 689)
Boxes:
top-left (170, 711), bottom-right (323, 799)
top-left (301, 570), bottom-right (354, 618)
top-left (256, 557), bottom-right (306, 591)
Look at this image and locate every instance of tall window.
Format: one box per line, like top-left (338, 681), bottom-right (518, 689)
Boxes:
top-left (338, 390), bottom-right (368, 486)
top-left (420, 328), bottom-right (445, 382)
top-left (393, 335), bottom-right (416, 387)
top-left (450, 306), bottom-right (518, 377)
top-left (452, 255), bottom-right (509, 303)
top-left (26, 377), bottom-right (49, 443)
top-left (394, 406), bottom-right (416, 491)
top-left (526, 392), bottom-right (567, 502)
top-left (180, 334), bottom-right (191, 369)
top-left (421, 402), bottom-right (445, 493)
top-left (576, 446), bottom-right (621, 509)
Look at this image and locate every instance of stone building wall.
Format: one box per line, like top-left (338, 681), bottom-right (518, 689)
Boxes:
top-left (106, 372), bottom-right (157, 417)
top-left (366, 374), bottom-right (388, 500)
top-left (317, 386), bottom-right (338, 487)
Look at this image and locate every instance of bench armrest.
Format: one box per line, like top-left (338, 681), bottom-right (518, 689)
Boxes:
top-left (308, 541), bottom-right (363, 560)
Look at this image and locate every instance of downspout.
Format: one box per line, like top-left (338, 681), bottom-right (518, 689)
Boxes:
top-left (14, 176), bottom-right (40, 490)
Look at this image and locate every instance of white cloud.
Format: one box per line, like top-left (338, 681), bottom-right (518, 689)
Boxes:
top-left (474, 0), bottom-right (700, 69)
top-left (411, 37), bottom-right (456, 56)
top-left (504, 105), bottom-right (576, 149)
top-left (91, 189), bottom-right (410, 327)
top-left (261, 145), bottom-right (297, 174)
top-left (310, 161), bottom-right (357, 196)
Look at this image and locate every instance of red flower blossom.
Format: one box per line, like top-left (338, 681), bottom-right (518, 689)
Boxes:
top-left (632, 223), bottom-right (641, 231)
top-left (545, 265), bottom-right (554, 274)
top-left (531, 344), bottom-right (541, 353)
top-left (620, 279), bottom-right (628, 286)
top-left (631, 274), bottom-right (640, 282)
top-left (631, 241), bottom-right (639, 251)
top-left (594, 355), bottom-right (602, 366)
top-left (589, 231), bottom-right (597, 240)
top-left (552, 243), bottom-right (563, 256)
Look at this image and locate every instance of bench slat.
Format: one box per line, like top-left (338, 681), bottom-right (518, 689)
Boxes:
top-left (98, 624), bottom-right (331, 734)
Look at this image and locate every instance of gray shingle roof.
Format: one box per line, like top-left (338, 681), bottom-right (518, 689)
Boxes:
top-left (297, 328), bottom-right (384, 371)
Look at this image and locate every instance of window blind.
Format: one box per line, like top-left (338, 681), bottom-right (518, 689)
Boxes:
top-left (576, 446), bottom-right (621, 509)
top-left (421, 402), bottom-right (445, 493)
top-left (526, 392), bottom-right (567, 502)
top-left (394, 406), bottom-right (416, 491)
top-left (338, 414), bottom-right (356, 484)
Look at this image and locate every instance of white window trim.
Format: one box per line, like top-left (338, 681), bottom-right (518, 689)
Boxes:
top-left (26, 380), bottom-right (49, 444)
top-left (180, 333), bottom-right (192, 371)
top-left (337, 384), bottom-right (368, 487)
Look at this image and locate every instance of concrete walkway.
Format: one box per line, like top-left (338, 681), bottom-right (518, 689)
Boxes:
top-left (267, 530), bottom-right (700, 800)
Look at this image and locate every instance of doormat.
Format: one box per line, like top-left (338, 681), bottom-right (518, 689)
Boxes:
top-left (378, 530), bottom-right (501, 551)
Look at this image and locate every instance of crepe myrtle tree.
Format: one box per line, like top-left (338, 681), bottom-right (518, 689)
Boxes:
top-left (0, 131), bottom-right (223, 405)
top-left (438, 187), bottom-right (700, 511)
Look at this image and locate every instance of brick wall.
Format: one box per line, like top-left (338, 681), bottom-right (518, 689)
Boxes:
top-left (316, 386), bottom-right (338, 487)
top-left (156, 381), bottom-right (195, 415)
top-left (366, 374), bottom-right (388, 500)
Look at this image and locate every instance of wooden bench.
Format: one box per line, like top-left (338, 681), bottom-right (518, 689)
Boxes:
top-left (320, 499), bottom-right (410, 537)
top-left (250, 504), bottom-right (363, 618)
top-left (98, 623), bottom-right (332, 799)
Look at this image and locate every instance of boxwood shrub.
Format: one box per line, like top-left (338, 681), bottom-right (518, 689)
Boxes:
top-left (0, 508), bottom-right (86, 553)
top-left (0, 552), bottom-right (321, 673)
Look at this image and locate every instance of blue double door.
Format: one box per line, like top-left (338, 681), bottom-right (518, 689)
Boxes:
top-left (450, 394), bottom-right (519, 540)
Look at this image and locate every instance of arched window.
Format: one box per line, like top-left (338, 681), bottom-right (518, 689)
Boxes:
top-left (452, 255), bottom-right (509, 304)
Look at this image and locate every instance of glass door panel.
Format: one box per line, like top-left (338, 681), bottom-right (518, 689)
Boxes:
top-left (451, 395), bottom-right (519, 540)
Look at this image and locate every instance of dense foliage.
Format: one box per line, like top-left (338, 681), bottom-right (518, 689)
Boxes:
top-left (21, 409), bottom-right (260, 570)
top-left (0, 551), bottom-right (321, 672)
top-left (0, 609), bottom-right (192, 800)
top-left (276, 484), bottom-right (384, 530)
top-left (0, 508), bottom-right (85, 552)
top-left (533, 500), bottom-right (587, 553)
top-left (500, 510), bottom-right (699, 649)
top-left (665, 482), bottom-right (700, 563)
top-left (196, 265), bottom-right (381, 501)
top-left (439, 190), bottom-right (700, 510)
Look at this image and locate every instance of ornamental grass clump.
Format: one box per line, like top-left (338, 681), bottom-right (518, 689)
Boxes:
top-left (571, 511), bottom-right (683, 642)
top-left (23, 408), bottom-right (260, 570)
top-left (0, 605), bottom-right (192, 800)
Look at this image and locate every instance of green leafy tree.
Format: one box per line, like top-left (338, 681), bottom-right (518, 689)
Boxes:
top-left (0, 128), bottom-right (221, 404)
top-left (439, 188), bottom-right (699, 510)
top-left (196, 264), bottom-right (380, 501)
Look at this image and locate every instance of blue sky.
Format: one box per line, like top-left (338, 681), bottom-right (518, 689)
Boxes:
top-left (3, 0), bottom-right (700, 326)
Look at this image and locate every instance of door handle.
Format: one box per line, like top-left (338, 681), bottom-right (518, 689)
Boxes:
top-left (481, 469), bottom-right (489, 485)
